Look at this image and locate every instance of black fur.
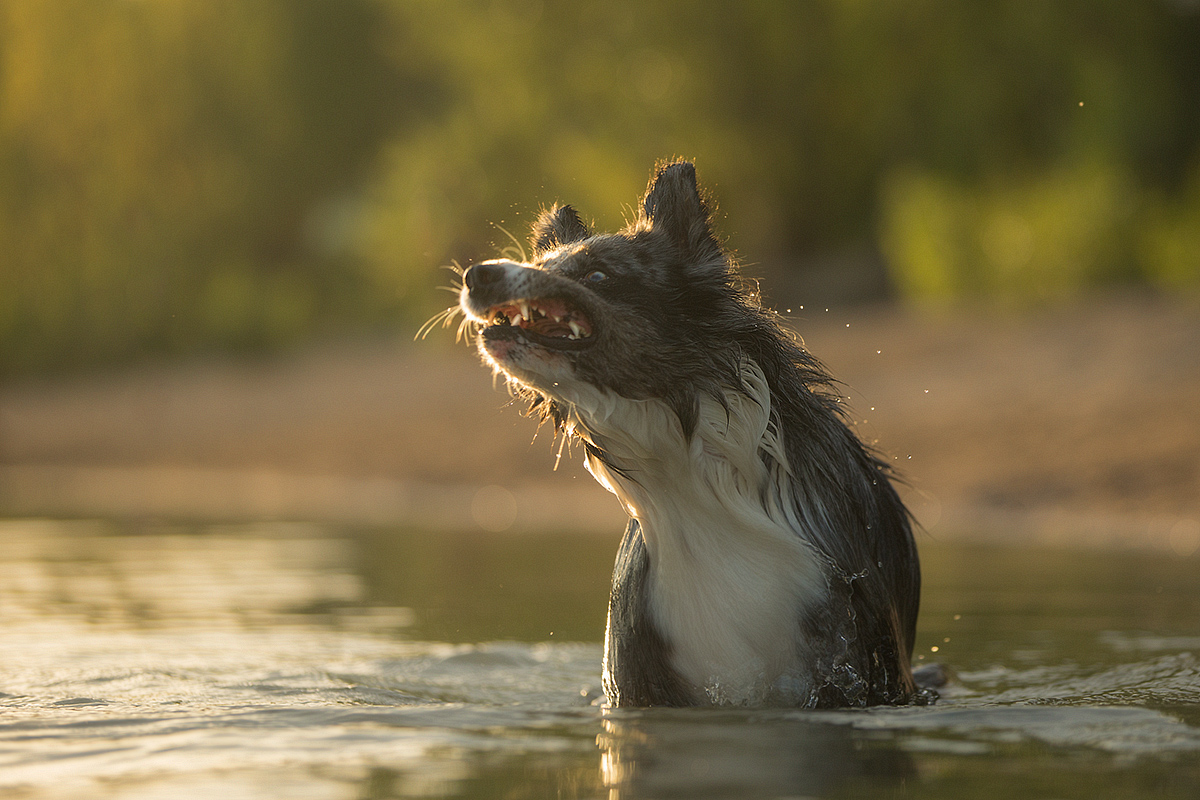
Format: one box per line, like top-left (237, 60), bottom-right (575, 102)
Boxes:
top-left (602, 520), bottom-right (700, 707)
top-left (531, 204), bottom-right (590, 256)
top-left (458, 161), bottom-right (922, 708)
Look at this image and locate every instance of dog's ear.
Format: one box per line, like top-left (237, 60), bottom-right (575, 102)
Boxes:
top-left (640, 161), bottom-right (723, 268)
top-left (531, 204), bottom-right (589, 257)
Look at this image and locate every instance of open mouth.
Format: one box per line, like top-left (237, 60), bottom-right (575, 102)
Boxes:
top-left (482, 297), bottom-right (595, 350)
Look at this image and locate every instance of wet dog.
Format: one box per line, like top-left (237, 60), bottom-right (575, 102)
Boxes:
top-left (455, 161), bottom-right (921, 707)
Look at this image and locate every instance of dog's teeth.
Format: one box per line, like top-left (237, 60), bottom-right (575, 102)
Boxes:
top-left (511, 312), bottom-right (524, 326)
top-left (519, 300), bottom-right (531, 319)
top-left (568, 321), bottom-right (583, 338)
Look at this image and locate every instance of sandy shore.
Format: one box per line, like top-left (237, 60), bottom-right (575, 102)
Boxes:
top-left (2, 297), bottom-right (1198, 553)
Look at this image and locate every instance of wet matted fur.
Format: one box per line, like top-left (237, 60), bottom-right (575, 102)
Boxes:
top-left (456, 161), bottom-right (921, 708)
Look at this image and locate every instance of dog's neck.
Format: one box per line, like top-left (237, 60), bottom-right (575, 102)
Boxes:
top-left (561, 361), bottom-right (829, 703)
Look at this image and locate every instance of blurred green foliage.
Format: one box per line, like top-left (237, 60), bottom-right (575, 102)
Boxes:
top-left (881, 163), bottom-right (1139, 306)
top-left (0, 0), bottom-right (412, 372)
top-left (1, 0), bottom-right (1198, 374)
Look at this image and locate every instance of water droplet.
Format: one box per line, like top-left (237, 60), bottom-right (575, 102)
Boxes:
top-left (470, 485), bottom-right (518, 532)
top-left (1168, 518), bottom-right (1200, 557)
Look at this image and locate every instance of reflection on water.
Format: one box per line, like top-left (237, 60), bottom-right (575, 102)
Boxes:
top-left (0, 520), bottom-right (368, 629)
top-left (0, 518), bottom-right (1197, 799)
top-left (598, 710), bottom-right (914, 798)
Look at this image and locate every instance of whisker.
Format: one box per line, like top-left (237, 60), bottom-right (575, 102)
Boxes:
top-left (414, 309), bottom-right (447, 341)
top-left (553, 427), bottom-right (570, 471)
top-left (415, 306), bottom-right (462, 341)
top-left (492, 223), bottom-right (528, 263)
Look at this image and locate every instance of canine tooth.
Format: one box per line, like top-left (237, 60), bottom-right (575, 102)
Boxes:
top-left (519, 299), bottom-right (531, 319)
top-left (510, 311), bottom-right (524, 326)
top-left (568, 321), bottom-right (582, 338)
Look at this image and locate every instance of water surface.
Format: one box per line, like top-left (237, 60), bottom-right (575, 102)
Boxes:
top-left (0, 519), bottom-right (1197, 798)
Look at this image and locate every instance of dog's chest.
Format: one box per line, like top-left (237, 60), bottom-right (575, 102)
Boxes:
top-left (577, 382), bottom-right (829, 704)
top-left (638, 490), bottom-right (826, 703)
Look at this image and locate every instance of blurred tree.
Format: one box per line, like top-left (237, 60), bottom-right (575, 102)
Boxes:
top-left (1, 0), bottom-right (1198, 374)
top-left (0, 0), bottom-right (409, 373)
top-left (361, 0), bottom-right (1200, 313)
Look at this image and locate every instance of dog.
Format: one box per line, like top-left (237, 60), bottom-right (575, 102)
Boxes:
top-left (455, 161), bottom-right (922, 708)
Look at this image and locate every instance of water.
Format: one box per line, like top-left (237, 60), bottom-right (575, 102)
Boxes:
top-left (0, 519), bottom-right (1197, 799)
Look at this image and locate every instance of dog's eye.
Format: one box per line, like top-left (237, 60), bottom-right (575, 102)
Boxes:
top-left (585, 270), bottom-right (608, 283)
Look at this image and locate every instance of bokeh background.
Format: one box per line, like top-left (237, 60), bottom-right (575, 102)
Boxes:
top-left (1, 0), bottom-right (1199, 547)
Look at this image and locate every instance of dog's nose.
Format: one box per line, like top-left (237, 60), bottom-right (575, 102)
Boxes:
top-left (464, 262), bottom-right (506, 291)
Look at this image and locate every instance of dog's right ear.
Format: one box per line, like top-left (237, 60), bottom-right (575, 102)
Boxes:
top-left (531, 204), bottom-right (589, 257)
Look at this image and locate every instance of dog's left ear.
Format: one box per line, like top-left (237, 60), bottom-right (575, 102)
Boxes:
top-left (531, 204), bottom-right (589, 257)
top-left (641, 161), bottom-right (724, 270)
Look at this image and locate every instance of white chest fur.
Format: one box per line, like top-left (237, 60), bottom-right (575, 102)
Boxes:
top-left (569, 362), bottom-right (829, 704)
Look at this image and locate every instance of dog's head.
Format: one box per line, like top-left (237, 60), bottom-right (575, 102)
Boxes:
top-left (459, 161), bottom-right (757, 432)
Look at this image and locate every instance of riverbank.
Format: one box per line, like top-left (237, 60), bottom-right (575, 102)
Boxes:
top-left (2, 297), bottom-right (1197, 552)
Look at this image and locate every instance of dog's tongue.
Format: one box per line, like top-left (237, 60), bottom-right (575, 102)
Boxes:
top-left (528, 316), bottom-right (574, 338)
top-left (534, 297), bottom-right (572, 319)
top-left (521, 298), bottom-right (593, 339)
